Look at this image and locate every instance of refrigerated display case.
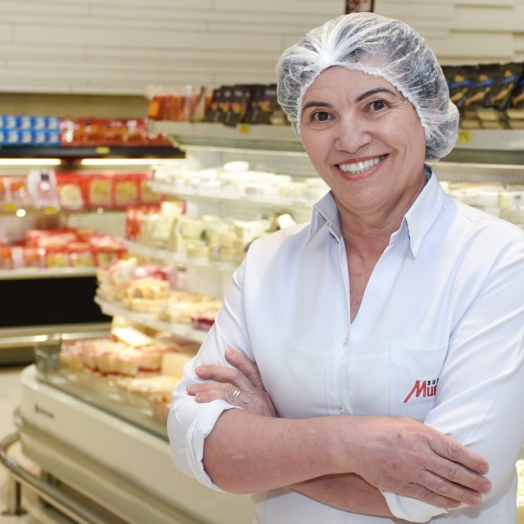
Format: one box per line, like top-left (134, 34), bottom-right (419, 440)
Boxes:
top-left (4, 361), bottom-right (253, 524)
top-left (3, 124), bottom-right (524, 524)
top-left (0, 143), bottom-right (183, 364)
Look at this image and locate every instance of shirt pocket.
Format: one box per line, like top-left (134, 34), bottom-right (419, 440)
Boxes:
top-left (389, 344), bottom-right (448, 422)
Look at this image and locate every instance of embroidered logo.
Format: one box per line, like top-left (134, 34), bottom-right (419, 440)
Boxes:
top-left (403, 378), bottom-right (439, 403)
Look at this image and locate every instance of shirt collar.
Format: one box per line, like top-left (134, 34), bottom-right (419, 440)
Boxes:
top-left (307, 165), bottom-right (445, 257)
top-left (403, 165), bottom-right (445, 257)
top-left (308, 191), bottom-right (342, 243)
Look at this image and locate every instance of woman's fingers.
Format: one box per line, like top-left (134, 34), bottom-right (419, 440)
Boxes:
top-left (187, 350), bottom-right (277, 417)
top-left (413, 467), bottom-right (483, 507)
top-left (188, 382), bottom-right (241, 405)
top-left (195, 363), bottom-right (254, 392)
top-left (428, 431), bottom-right (490, 476)
top-left (348, 416), bottom-right (490, 508)
top-left (421, 435), bottom-right (491, 504)
top-left (187, 348), bottom-right (276, 417)
top-left (188, 380), bottom-right (275, 417)
top-left (225, 348), bottom-right (266, 391)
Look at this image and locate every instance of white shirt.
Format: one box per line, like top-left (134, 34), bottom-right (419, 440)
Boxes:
top-left (168, 168), bottom-right (524, 523)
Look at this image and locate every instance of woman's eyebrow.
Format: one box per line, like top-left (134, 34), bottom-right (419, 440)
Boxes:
top-left (302, 100), bottom-right (333, 111)
top-left (355, 87), bottom-right (397, 102)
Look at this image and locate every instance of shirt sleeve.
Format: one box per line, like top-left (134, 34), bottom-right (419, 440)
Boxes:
top-left (167, 261), bottom-right (253, 490)
top-left (384, 235), bottom-right (524, 521)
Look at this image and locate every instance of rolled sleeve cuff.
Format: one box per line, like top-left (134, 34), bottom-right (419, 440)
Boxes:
top-left (381, 490), bottom-right (448, 522)
top-left (184, 400), bottom-right (242, 491)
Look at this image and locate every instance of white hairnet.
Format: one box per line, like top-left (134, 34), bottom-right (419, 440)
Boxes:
top-left (276, 12), bottom-right (458, 160)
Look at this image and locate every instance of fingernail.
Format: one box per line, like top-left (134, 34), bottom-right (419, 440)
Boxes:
top-left (196, 366), bottom-right (206, 374)
top-left (187, 385), bottom-right (195, 394)
top-left (481, 481), bottom-right (492, 493)
top-left (225, 349), bottom-right (234, 357)
top-left (470, 494), bottom-right (482, 505)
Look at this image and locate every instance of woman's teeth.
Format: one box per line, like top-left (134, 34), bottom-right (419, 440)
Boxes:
top-left (338, 155), bottom-right (385, 175)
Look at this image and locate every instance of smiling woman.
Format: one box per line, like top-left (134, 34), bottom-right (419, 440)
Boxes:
top-left (299, 67), bottom-right (427, 239)
top-left (168, 12), bottom-right (524, 524)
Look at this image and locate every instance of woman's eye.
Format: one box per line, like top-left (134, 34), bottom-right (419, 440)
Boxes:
top-left (370, 100), bottom-right (386, 111)
top-left (312, 111), bottom-right (331, 122)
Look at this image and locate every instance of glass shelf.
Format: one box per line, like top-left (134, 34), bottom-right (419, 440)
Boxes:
top-left (123, 240), bottom-right (238, 272)
top-left (94, 296), bottom-right (208, 344)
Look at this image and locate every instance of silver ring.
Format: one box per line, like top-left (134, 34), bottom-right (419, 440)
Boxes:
top-left (233, 387), bottom-right (241, 399)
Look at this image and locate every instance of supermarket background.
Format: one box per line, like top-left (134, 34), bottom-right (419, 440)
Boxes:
top-left (0, 1), bottom-right (524, 524)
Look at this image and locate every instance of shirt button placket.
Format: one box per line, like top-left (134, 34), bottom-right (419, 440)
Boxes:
top-left (339, 333), bottom-right (350, 415)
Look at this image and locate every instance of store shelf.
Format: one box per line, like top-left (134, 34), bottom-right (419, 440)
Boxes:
top-left (0, 145), bottom-right (183, 159)
top-left (152, 122), bottom-right (524, 150)
top-left (444, 130), bottom-right (524, 165)
top-left (0, 267), bottom-right (97, 280)
top-left (152, 122), bottom-right (524, 165)
top-left (94, 296), bottom-right (207, 344)
top-left (123, 240), bottom-right (237, 272)
top-left (149, 181), bottom-right (314, 208)
top-left (453, 130), bottom-right (524, 151)
top-left (152, 122), bottom-right (303, 152)
top-left (434, 161), bottom-right (524, 184)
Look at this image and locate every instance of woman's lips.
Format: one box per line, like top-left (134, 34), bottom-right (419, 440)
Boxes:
top-left (337, 155), bottom-right (387, 175)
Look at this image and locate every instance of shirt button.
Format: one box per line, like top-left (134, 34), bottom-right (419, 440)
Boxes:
top-left (339, 406), bottom-right (347, 415)
top-left (343, 336), bottom-right (349, 347)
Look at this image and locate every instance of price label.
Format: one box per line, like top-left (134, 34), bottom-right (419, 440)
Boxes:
top-left (95, 146), bottom-right (111, 154)
top-left (458, 130), bottom-right (472, 143)
top-left (239, 124), bottom-right (251, 135)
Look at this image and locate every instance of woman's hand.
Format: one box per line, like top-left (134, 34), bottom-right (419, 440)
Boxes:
top-left (187, 348), bottom-right (277, 417)
top-left (341, 415), bottom-right (491, 509)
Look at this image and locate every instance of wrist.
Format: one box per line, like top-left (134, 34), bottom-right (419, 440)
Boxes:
top-left (328, 414), bottom-right (371, 476)
top-left (319, 415), bottom-right (362, 475)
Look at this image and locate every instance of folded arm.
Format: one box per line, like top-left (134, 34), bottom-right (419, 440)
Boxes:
top-left (189, 349), bottom-right (488, 515)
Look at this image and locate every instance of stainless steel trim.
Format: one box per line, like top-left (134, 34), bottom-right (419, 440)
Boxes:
top-left (0, 268), bottom-right (97, 281)
top-left (0, 335), bottom-right (50, 350)
top-left (0, 420), bottom-right (107, 524)
top-left (0, 323), bottom-right (111, 339)
top-left (0, 330), bottom-right (110, 350)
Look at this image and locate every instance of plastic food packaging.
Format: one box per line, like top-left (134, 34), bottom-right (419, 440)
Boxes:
top-left (26, 169), bottom-right (60, 210)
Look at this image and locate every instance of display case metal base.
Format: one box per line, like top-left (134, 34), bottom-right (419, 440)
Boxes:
top-left (15, 365), bottom-right (254, 524)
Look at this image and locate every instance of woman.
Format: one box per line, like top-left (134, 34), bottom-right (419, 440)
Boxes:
top-left (168, 13), bottom-right (524, 523)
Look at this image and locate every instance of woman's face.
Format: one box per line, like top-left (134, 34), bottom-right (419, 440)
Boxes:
top-left (299, 67), bottom-right (427, 221)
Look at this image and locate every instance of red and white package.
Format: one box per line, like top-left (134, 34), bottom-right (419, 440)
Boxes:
top-left (56, 173), bottom-right (87, 210)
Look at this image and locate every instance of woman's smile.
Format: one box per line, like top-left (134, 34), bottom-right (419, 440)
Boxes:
top-left (337, 154), bottom-right (387, 176)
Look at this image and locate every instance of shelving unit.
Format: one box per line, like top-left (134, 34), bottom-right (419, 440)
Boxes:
top-left (0, 145), bottom-right (185, 365)
top-left (0, 267), bottom-right (97, 280)
top-left (94, 296), bottom-right (208, 344)
top-left (152, 121), bottom-right (303, 153)
top-left (152, 122), bottom-right (524, 179)
top-left (448, 130), bottom-right (524, 165)
top-left (0, 145), bottom-right (183, 161)
top-left (124, 240), bottom-right (237, 273)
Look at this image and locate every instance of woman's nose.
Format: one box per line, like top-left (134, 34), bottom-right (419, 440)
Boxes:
top-left (334, 116), bottom-right (372, 153)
